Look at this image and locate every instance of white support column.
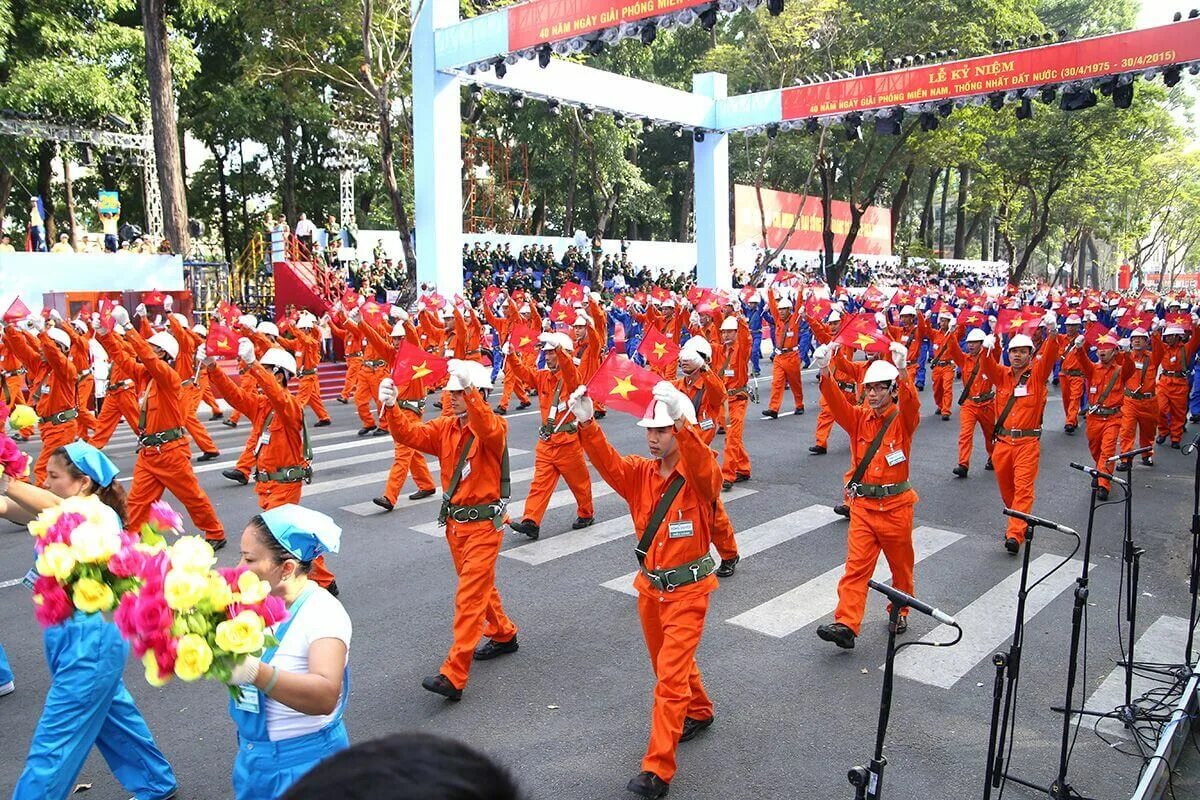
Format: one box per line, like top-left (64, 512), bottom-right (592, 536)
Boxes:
top-left (692, 73), bottom-right (730, 289)
top-left (412, 0), bottom-right (463, 295)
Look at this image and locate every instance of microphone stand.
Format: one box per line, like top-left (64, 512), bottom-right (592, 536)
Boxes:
top-left (1187, 434), bottom-right (1200, 669)
top-left (847, 603), bottom-right (902, 800)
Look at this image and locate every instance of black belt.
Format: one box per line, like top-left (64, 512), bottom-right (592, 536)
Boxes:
top-left (1088, 406), bottom-right (1120, 418)
top-left (642, 554), bottom-right (716, 592)
top-left (363, 359), bottom-right (387, 368)
top-left (75, 369), bottom-right (93, 381)
top-left (139, 427), bottom-right (186, 448)
top-left (776, 347), bottom-right (795, 353)
top-left (539, 422), bottom-right (576, 439)
top-left (1162, 370), bottom-right (1189, 378)
top-left (439, 500), bottom-right (506, 525)
top-left (1063, 370), bottom-right (1084, 377)
top-left (255, 464), bottom-right (313, 484)
top-left (849, 480), bottom-right (912, 498)
top-left (109, 379), bottom-right (135, 391)
top-left (931, 360), bottom-right (952, 367)
top-left (996, 427), bottom-right (1042, 440)
top-left (968, 391), bottom-right (995, 403)
top-left (298, 368), bottom-right (317, 377)
top-left (181, 378), bottom-right (195, 388)
top-left (39, 408), bottom-right (78, 426)
top-left (837, 381), bottom-right (857, 394)
top-left (398, 399), bottom-right (425, 415)
top-left (1124, 389), bottom-right (1155, 400)
top-left (2, 367), bottom-right (26, 378)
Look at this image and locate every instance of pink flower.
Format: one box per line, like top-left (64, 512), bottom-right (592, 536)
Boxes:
top-left (107, 547), bottom-right (148, 579)
top-left (32, 576), bottom-right (74, 628)
top-left (148, 501), bottom-right (183, 534)
top-left (257, 595), bottom-right (289, 627)
top-left (152, 638), bottom-right (177, 675)
top-left (130, 591), bottom-right (174, 639)
top-left (114, 592), bottom-right (138, 638)
top-left (217, 565), bottom-right (249, 590)
top-left (119, 528), bottom-right (141, 550)
top-left (138, 551), bottom-right (171, 592)
top-left (43, 512), bottom-right (86, 547)
top-left (0, 435), bottom-right (29, 479)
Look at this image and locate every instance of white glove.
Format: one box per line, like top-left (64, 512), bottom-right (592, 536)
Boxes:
top-left (567, 385), bottom-right (594, 424)
top-left (1043, 310), bottom-right (1057, 325)
top-left (388, 306), bottom-right (403, 319)
top-left (164, 295), bottom-right (173, 312)
top-left (237, 337), bottom-right (256, 364)
top-left (378, 377), bottom-right (398, 407)
top-left (49, 308), bottom-right (63, 322)
top-left (1074, 335), bottom-right (1085, 347)
top-left (680, 353), bottom-right (704, 370)
top-left (890, 341), bottom-right (907, 370)
top-left (346, 306), bottom-right (361, 323)
top-left (652, 382), bottom-right (696, 425)
top-left (111, 306), bottom-right (131, 327)
top-left (90, 313), bottom-right (101, 329)
top-left (153, 314), bottom-right (163, 328)
top-left (30, 316), bottom-right (45, 332)
top-left (874, 312), bottom-right (887, 328)
top-left (502, 342), bottom-right (512, 356)
top-left (135, 303), bottom-right (147, 318)
top-left (195, 345), bottom-right (207, 363)
top-left (982, 334), bottom-right (996, 350)
top-left (1118, 337), bottom-right (1131, 352)
top-left (689, 311), bottom-right (701, 328)
top-left (813, 344), bottom-right (831, 370)
top-left (448, 359), bottom-right (472, 389)
top-left (228, 655), bottom-right (261, 686)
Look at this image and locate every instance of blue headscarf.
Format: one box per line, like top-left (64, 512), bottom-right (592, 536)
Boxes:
top-left (259, 504), bottom-right (342, 562)
top-left (62, 441), bottom-right (119, 488)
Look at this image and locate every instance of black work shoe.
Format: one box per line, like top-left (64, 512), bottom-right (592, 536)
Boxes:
top-left (314, 419), bottom-right (332, 427)
top-left (626, 771), bottom-right (669, 798)
top-left (222, 419), bottom-right (238, 428)
top-left (336, 397), bottom-right (349, 404)
top-left (373, 427), bottom-right (389, 436)
top-left (1097, 487), bottom-right (1110, 501)
top-left (518, 401), bottom-right (532, 410)
top-left (1115, 460), bottom-right (1131, 472)
top-left (761, 409), bottom-right (778, 419)
top-left (793, 407), bottom-right (805, 415)
top-left (941, 414), bottom-right (951, 421)
top-left (358, 426), bottom-right (376, 436)
top-left (1156, 434), bottom-right (1167, 445)
top-left (210, 412), bottom-right (224, 420)
top-left (1171, 440), bottom-right (1181, 449)
top-left (722, 480), bottom-right (733, 491)
top-left (509, 518), bottom-right (540, 540)
top-left (409, 488), bottom-right (436, 500)
top-left (817, 622), bottom-right (856, 649)
top-left (1142, 456), bottom-right (1154, 467)
top-left (222, 469), bottom-right (249, 485)
top-left (473, 637), bottom-right (519, 661)
top-left (809, 445), bottom-right (827, 455)
top-left (326, 580), bottom-right (340, 597)
top-left (734, 473), bottom-right (750, 483)
top-left (197, 451), bottom-right (220, 462)
top-left (916, 384), bottom-right (926, 392)
top-left (888, 616), bottom-right (908, 635)
top-left (1064, 424), bottom-right (1077, 434)
top-left (984, 458), bottom-right (994, 471)
top-left (494, 405), bottom-right (507, 415)
top-left (372, 497), bottom-right (394, 512)
top-left (206, 538), bottom-right (227, 552)
top-left (952, 464), bottom-right (968, 478)
top-left (834, 503), bottom-right (850, 518)
top-left (421, 673), bottom-right (462, 701)
top-left (1005, 537), bottom-right (1020, 554)
top-left (716, 555), bottom-right (740, 578)
top-left (679, 715), bottom-right (714, 742)
top-left (595, 409), bottom-right (607, 419)
top-left (572, 516), bottom-right (594, 530)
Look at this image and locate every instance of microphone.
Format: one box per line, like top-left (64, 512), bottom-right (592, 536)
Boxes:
top-left (1108, 445), bottom-right (1152, 462)
top-left (1002, 507), bottom-right (1077, 536)
top-left (1069, 461), bottom-right (1126, 486)
top-left (868, 580), bottom-right (958, 625)
top-left (1184, 432), bottom-right (1200, 456)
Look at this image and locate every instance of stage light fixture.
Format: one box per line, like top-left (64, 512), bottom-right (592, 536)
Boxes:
top-left (1190, 10), bottom-right (1200, 18)
top-left (767, 0), bottom-right (784, 16)
top-left (949, 48), bottom-right (960, 57)
top-left (804, 118), bottom-right (819, 134)
top-left (904, 56), bottom-right (915, 67)
top-left (1016, 36), bottom-right (1026, 47)
top-left (613, 113), bottom-right (624, 127)
top-left (1042, 32), bottom-right (1053, 43)
top-left (1113, 81), bottom-right (1134, 109)
top-left (580, 105), bottom-right (595, 121)
top-left (1040, 86), bottom-right (1057, 103)
top-left (1174, 11), bottom-right (1183, 20)
top-left (1099, 78), bottom-right (1114, 96)
top-left (494, 59), bottom-right (507, 79)
top-left (465, 63), bottom-right (477, 76)
top-left (1057, 29), bottom-right (1069, 40)
top-left (537, 45), bottom-right (552, 68)
top-left (672, 126), bottom-right (683, 138)
top-left (1191, 63), bottom-right (1200, 76)
top-left (1015, 97), bottom-right (1033, 119)
top-left (470, 86), bottom-right (483, 102)
top-left (512, 93), bottom-right (525, 109)
top-left (843, 113), bottom-right (862, 141)
top-left (548, 99), bottom-right (561, 116)
top-left (640, 22), bottom-right (657, 45)
top-left (1003, 39), bottom-right (1013, 49)
top-left (919, 112), bottom-right (939, 131)
top-left (1164, 65), bottom-right (1183, 86)
top-left (988, 92), bottom-right (1005, 111)
top-left (642, 118), bottom-right (654, 131)
top-left (992, 39), bottom-right (1002, 50)
top-left (699, 3), bottom-right (718, 30)
top-left (694, 129), bottom-right (706, 142)
top-left (874, 110), bottom-right (903, 136)
top-left (1060, 88), bottom-right (1097, 111)
top-left (766, 123), bottom-right (780, 139)
top-left (586, 39), bottom-right (605, 56)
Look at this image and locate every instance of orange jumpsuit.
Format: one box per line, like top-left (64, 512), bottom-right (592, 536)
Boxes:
top-left (887, 315), bottom-right (929, 385)
top-left (926, 324), bottom-right (957, 416)
top-left (5, 328), bottom-right (80, 484)
top-left (719, 319), bottom-right (753, 482)
top-left (808, 316), bottom-right (859, 450)
top-left (102, 329), bottom-right (225, 544)
top-left (62, 324), bottom-right (98, 438)
top-left (167, 317), bottom-right (220, 457)
top-left (281, 324), bottom-right (331, 424)
top-left (821, 366), bottom-right (920, 634)
top-left (505, 350), bottom-right (593, 525)
top-left (1, 342), bottom-right (32, 439)
top-left (1157, 335), bottom-right (1200, 445)
top-left (485, 301), bottom-right (537, 411)
top-left (388, 388), bottom-right (518, 692)
top-left (637, 306), bottom-right (685, 380)
top-left (673, 365), bottom-right (738, 563)
top-left (89, 333), bottom-right (141, 447)
top-left (579, 418), bottom-right (719, 784)
top-left (330, 318), bottom-right (372, 426)
top-left (1059, 338), bottom-right (1087, 429)
top-left (1119, 340), bottom-right (1163, 458)
top-left (948, 337), bottom-right (996, 468)
top-left (351, 318), bottom-right (392, 432)
top-left (1079, 353), bottom-right (1135, 491)
top-left (766, 295), bottom-right (804, 412)
top-left (980, 334), bottom-right (1060, 545)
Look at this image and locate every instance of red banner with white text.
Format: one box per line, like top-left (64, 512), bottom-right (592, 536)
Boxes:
top-left (781, 19), bottom-right (1200, 120)
top-left (732, 184), bottom-right (892, 256)
top-left (508, 0), bottom-right (712, 51)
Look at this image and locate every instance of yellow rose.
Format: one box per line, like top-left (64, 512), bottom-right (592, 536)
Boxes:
top-left (142, 652), bottom-right (173, 687)
top-left (173, 633), bottom-right (214, 682)
top-left (169, 537), bottom-right (217, 574)
top-left (69, 520), bottom-right (122, 564)
top-left (8, 404), bottom-right (38, 431)
top-left (59, 495), bottom-right (115, 527)
top-left (35, 542), bottom-right (77, 581)
top-left (72, 577), bottom-right (115, 613)
top-left (163, 569), bottom-right (209, 611)
top-left (235, 570), bottom-right (270, 605)
top-left (206, 575), bottom-right (234, 612)
top-left (27, 508), bottom-right (58, 541)
top-left (215, 611), bottom-right (266, 655)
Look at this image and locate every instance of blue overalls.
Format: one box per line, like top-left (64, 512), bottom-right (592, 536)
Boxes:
top-left (14, 612), bottom-right (176, 800)
top-left (0, 641), bottom-right (12, 688)
top-left (745, 304), bottom-right (766, 374)
top-left (228, 588), bottom-right (350, 800)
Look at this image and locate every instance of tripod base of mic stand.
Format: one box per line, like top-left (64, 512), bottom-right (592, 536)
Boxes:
top-left (992, 769), bottom-right (1096, 800)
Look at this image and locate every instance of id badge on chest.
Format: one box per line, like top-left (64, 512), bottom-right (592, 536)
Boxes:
top-left (1014, 386), bottom-right (1029, 398)
top-left (460, 462), bottom-right (472, 479)
top-left (885, 449), bottom-right (906, 467)
top-left (699, 418), bottom-right (715, 431)
top-left (233, 685), bottom-right (261, 714)
top-left (22, 566), bottom-right (39, 591)
top-left (668, 520), bottom-right (694, 539)
top-left (258, 431), bottom-right (271, 447)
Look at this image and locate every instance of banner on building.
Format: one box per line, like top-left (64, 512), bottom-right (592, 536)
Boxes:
top-left (508, 0), bottom-right (713, 51)
top-left (732, 184), bottom-right (892, 257)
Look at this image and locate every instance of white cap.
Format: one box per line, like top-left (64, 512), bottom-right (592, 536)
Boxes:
top-left (519, 304), bottom-right (531, 314)
top-left (1065, 314), bottom-right (1081, 325)
top-left (47, 327), bottom-right (71, 349)
top-left (681, 336), bottom-right (712, 361)
top-left (147, 332), bottom-right (179, 360)
top-left (257, 321), bottom-right (279, 337)
top-left (863, 360), bottom-right (900, 385)
top-left (900, 305), bottom-right (917, 316)
top-left (390, 322), bottom-right (406, 337)
top-left (966, 328), bottom-right (986, 343)
top-left (439, 308), bottom-right (454, 320)
top-left (572, 314), bottom-right (589, 327)
top-left (541, 332), bottom-right (573, 352)
top-left (1164, 325), bottom-right (1186, 336)
top-left (828, 309), bottom-right (842, 322)
top-left (1008, 334), bottom-right (1034, 350)
top-left (777, 296), bottom-right (793, 309)
top-left (239, 314), bottom-right (258, 329)
top-left (1112, 307), bottom-right (1126, 318)
top-left (1130, 327), bottom-right (1149, 338)
top-left (637, 398), bottom-right (686, 429)
top-left (938, 311), bottom-right (953, 320)
top-left (71, 319), bottom-right (88, 333)
top-left (171, 313), bottom-right (188, 328)
top-left (297, 315), bottom-right (316, 329)
top-left (662, 298), bottom-right (676, 308)
top-left (260, 347), bottom-right (298, 375)
top-left (192, 324), bottom-right (208, 336)
top-left (720, 316), bottom-right (738, 331)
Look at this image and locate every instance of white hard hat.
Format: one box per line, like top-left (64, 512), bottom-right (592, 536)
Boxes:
top-left (1164, 325), bottom-right (1186, 336)
top-left (966, 328), bottom-right (986, 343)
top-left (257, 321), bottom-right (279, 337)
top-left (192, 324), bottom-right (207, 336)
top-left (519, 304), bottom-right (531, 314)
top-left (46, 327), bottom-right (71, 349)
top-left (637, 398), bottom-right (686, 429)
top-left (828, 309), bottom-right (842, 322)
top-left (662, 298), bottom-right (676, 308)
top-left (1065, 314), bottom-right (1081, 325)
top-left (390, 322), bottom-right (406, 337)
top-left (71, 319), bottom-right (88, 333)
top-left (572, 314), bottom-right (589, 327)
top-left (297, 315), bottom-right (316, 330)
top-left (260, 347), bottom-right (297, 376)
top-left (1112, 307), bottom-right (1126, 318)
top-left (1008, 334), bottom-right (1034, 350)
top-left (681, 336), bottom-right (712, 361)
top-left (147, 332), bottom-right (179, 360)
top-left (777, 296), bottom-right (793, 309)
top-left (171, 313), bottom-right (188, 328)
top-left (900, 305), bottom-right (917, 316)
top-left (1130, 327), bottom-right (1149, 338)
top-left (239, 314), bottom-right (258, 329)
top-left (938, 311), bottom-right (953, 320)
top-left (720, 316), bottom-right (738, 331)
top-left (863, 360), bottom-right (900, 385)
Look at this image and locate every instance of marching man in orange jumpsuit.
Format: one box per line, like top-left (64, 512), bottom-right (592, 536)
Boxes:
top-left (98, 311), bottom-right (226, 548)
top-left (948, 328), bottom-right (996, 478)
top-left (329, 310), bottom-right (373, 426)
top-left (282, 314), bottom-right (333, 427)
top-left (1059, 314), bottom-right (1085, 434)
top-left (487, 299), bottom-right (537, 415)
top-left (1077, 334), bottom-right (1135, 499)
top-left (1117, 327), bottom-right (1160, 468)
top-left (89, 321), bottom-right (142, 448)
top-left (344, 305), bottom-right (393, 436)
top-left (4, 321), bottom-right (79, 483)
top-left (1156, 324), bottom-right (1200, 449)
top-left (378, 360), bottom-right (520, 701)
top-left (568, 380), bottom-right (719, 799)
top-left (505, 331), bottom-right (594, 539)
top-left (164, 312), bottom-right (222, 462)
top-left (763, 292), bottom-right (804, 418)
top-left (816, 342), bottom-right (920, 650)
top-left (718, 315), bottom-right (753, 486)
top-left (927, 311), bottom-right (957, 419)
top-left (806, 309), bottom-right (857, 456)
top-left (980, 328), bottom-right (1060, 553)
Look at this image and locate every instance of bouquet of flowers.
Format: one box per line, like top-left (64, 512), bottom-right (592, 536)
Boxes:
top-left (0, 435), bottom-right (30, 482)
top-left (27, 495), bottom-right (150, 628)
top-left (115, 535), bottom-right (288, 688)
top-left (6, 403), bottom-right (37, 432)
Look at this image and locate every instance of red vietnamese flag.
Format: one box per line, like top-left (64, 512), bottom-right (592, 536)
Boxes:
top-left (772, 270), bottom-right (796, 285)
top-left (548, 299), bottom-right (574, 326)
top-left (633, 290), bottom-right (649, 307)
top-left (834, 314), bottom-right (891, 354)
top-left (587, 351), bottom-right (661, 418)
top-left (861, 285), bottom-right (890, 311)
top-left (739, 286), bottom-right (759, 305)
top-left (1125, 311), bottom-right (1155, 331)
top-left (686, 286), bottom-right (708, 306)
top-left (143, 290), bottom-right (165, 306)
top-left (611, 293), bottom-right (629, 311)
top-left (392, 339), bottom-right (448, 389)
top-left (483, 285), bottom-right (503, 307)
top-left (362, 300), bottom-right (390, 328)
top-left (205, 323), bottom-right (240, 357)
top-left (637, 324), bottom-right (680, 368)
top-left (216, 299), bottom-right (241, 325)
top-left (98, 299), bottom-right (117, 331)
top-left (650, 285), bottom-right (672, 304)
top-left (803, 295), bottom-right (831, 320)
top-left (508, 323), bottom-right (539, 356)
top-left (996, 307), bottom-right (1040, 336)
top-left (956, 307), bottom-right (986, 329)
top-left (340, 288), bottom-right (360, 309)
top-left (422, 292), bottom-right (446, 311)
top-left (696, 298), bottom-right (720, 316)
top-left (3, 297), bottom-right (30, 322)
top-left (1166, 311), bottom-right (1194, 331)
top-left (558, 282), bottom-right (585, 304)
top-left (1083, 321), bottom-right (1110, 345)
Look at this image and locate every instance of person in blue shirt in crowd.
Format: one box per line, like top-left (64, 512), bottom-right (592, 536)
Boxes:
top-left (743, 294), bottom-right (766, 375)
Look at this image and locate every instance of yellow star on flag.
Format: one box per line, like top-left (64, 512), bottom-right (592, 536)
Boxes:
top-left (652, 342), bottom-right (667, 358)
top-left (518, 336), bottom-right (531, 347)
top-left (1009, 315), bottom-right (1025, 328)
top-left (854, 333), bottom-right (876, 348)
top-left (410, 361), bottom-right (433, 380)
top-left (610, 375), bottom-right (638, 400)
top-left (217, 338), bottom-right (230, 348)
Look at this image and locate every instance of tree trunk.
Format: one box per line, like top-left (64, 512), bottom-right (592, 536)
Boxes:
top-left (953, 166), bottom-right (971, 259)
top-left (375, 89), bottom-right (416, 296)
top-left (139, 0), bottom-right (189, 253)
top-left (564, 121), bottom-right (580, 234)
top-left (819, 157), bottom-right (838, 286)
top-left (889, 160), bottom-right (915, 250)
top-left (992, 202), bottom-right (1007, 264)
top-left (676, 153), bottom-right (693, 243)
top-left (0, 164), bottom-right (13, 233)
top-left (238, 140), bottom-right (251, 243)
top-left (37, 141), bottom-right (57, 242)
top-left (937, 166), bottom-right (951, 256)
top-left (918, 167), bottom-right (938, 249)
top-left (63, 154), bottom-right (79, 251)
top-left (280, 118), bottom-right (298, 226)
top-left (980, 212), bottom-right (990, 261)
top-left (214, 142), bottom-right (234, 265)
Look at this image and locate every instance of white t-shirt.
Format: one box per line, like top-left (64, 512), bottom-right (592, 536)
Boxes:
top-left (265, 586), bottom-right (352, 741)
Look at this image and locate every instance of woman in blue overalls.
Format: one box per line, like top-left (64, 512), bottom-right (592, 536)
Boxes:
top-left (3, 442), bottom-right (177, 800)
top-left (227, 504), bottom-right (351, 800)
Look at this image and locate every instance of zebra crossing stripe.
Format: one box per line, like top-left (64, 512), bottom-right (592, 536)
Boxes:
top-left (891, 552), bottom-right (1084, 689)
top-left (501, 487), bottom-right (757, 566)
top-left (191, 434), bottom-right (399, 474)
top-left (339, 465), bottom-right (536, 509)
top-left (726, 525), bottom-right (963, 638)
top-left (601, 503), bottom-right (842, 597)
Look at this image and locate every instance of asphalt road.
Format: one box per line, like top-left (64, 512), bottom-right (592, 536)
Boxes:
top-left (1, 368), bottom-right (1198, 800)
